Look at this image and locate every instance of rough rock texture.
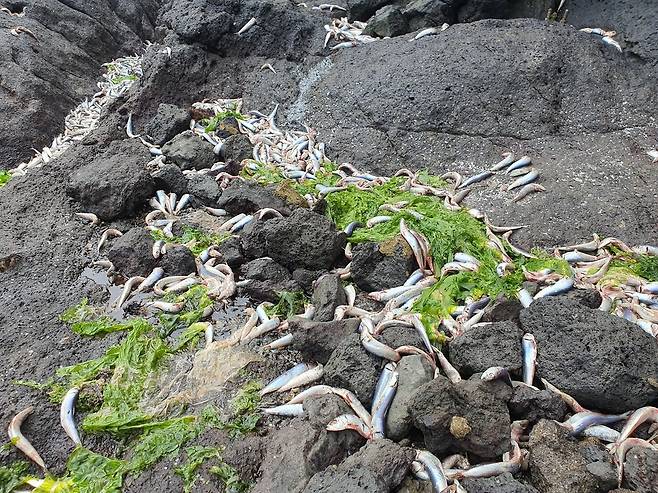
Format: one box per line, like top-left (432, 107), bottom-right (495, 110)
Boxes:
top-left (324, 333), bottom-right (382, 406)
top-left (449, 321), bottom-right (523, 377)
top-left (293, 268), bottom-right (327, 294)
top-left (624, 446), bottom-right (658, 493)
top-left (186, 173), bottom-right (222, 205)
top-left (297, 18), bottom-right (658, 248)
top-left (215, 236), bottom-right (246, 268)
top-left (410, 376), bottom-right (512, 459)
top-left (0, 0), bottom-right (157, 167)
top-left (240, 258), bottom-right (291, 283)
top-left (520, 297), bottom-right (658, 412)
top-left (291, 318), bottom-right (360, 365)
top-left (152, 162), bottom-right (188, 196)
top-left (304, 439), bottom-right (414, 492)
top-left (144, 103), bottom-right (190, 146)
top-left (363, 5), bottom-right (409, 38)
top-left (528, 419), bottom-right (610, 493)
top-left (67, 140), bottom-right (155, 220)
top-left (238, 279), bottom-right (301, 303)
top-left (222, 133), bottom-right (253, 162)
top-left (385, 355), bottom-right (434, 441)
top-left (379, 324), bottom-right (424, 352)
top-left (158, 245), bottom-right (196, 276)
top-left (241, 209), bottom-right (346, 271)
top-left (482, 295), bottom-right (523, 323)
top-left (508, 384), bottom-right (568, 423)
top-left (254, 394), bottom-right (365, 493)
top-left (161, 130), bottom-right (216, 170)
top-left (216, 180), bottom-right (301, 216)
top-left (461, 473), bottom-right (540, 493)
top-left (106, 227), bottom-right (156, 277)
top-left (311, 274), bottom-right (347, 322)
top-left (222, 436), bottom-right (267, 483)
top-left (351, 239), bottom-right (417, 291)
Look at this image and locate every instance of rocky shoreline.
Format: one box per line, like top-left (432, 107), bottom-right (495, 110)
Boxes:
top-left (1, 1), bottom-right (657, 493)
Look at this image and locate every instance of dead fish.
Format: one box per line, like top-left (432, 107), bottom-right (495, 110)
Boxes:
top-left (287, 385), bottom-right (335, 404)
top-left (614, 437), bottom-right (657, 485)
top-left (534, 278), bottom-right (574, 298)
top-left (75, 212), bottom-right (100, 225)
top-left (481, 366), bottom-right (513, 386)
top-left (60, 387), bottom-right (82, 446)
top-left (522, 333), bottom-right (537, 386)
top-left (505, 156), bottom-right (532, 173)
top-left (136, 267), bottom-right (164, 293)
top-left (366, 215), bottom-right (392, 228)
top-left (647, 149), bottom-right (658, 163)
top-left (263, 404), bottom-right (304, 416)
top-left (490, 152), bottom-right (515, 171)
top-left (126, 113), bottom-right (139, 138)
top-left (560, 410), bottom-right (630, 436)
top-left (615, 406), bottom-right (658, 445)
top-left (602, 36), bottom-right (622, 52)
top-left (147, 301), bottom-right (185, 313)
top-left (458, 170), bottom-right (494, 189)
top-left (263, 333), bottom-right (293, 350)
top-left (452, 441), bottom-right (524, 479)
top-left (277, 364), bottom-right (324, 392)
top-left (412, 27), bottom-right (440, 41)
top-left (204, 206), bottom-right (227, 217)
top-left (415, 450), bottom-right (448, 491)
top-left (371, 370), bottom-right (398, 439)
top-left (436, 350), bottom-right (461, 383)
top-left (326, 413), bottom-right (372, 439)
top-left (502, 231), bottom-right (537, 259)
top-left (152, 239), bottom-right (165, 259)
top-left (558, 234), bottom-right (600, 252)
top-left (507, 169), bottom-right (539, 191)
top-left (331, 41), bottom-right (358, 50)
top-left (10, 26), bottom-right (37, 39)
top-left (360, 326), bottom-right (400, 361)
top-left (261, 362), bottom-right (312, 396)
top-left (260, 63), bottom-right (276, 74)
top-left (114, 276), bottom-right (145, 308)
top-left (563, 250), bottom-right (599, 263)
top-left (541, 378), bottom-right (587, 413)
top-left (512, 183), bottom-right (546, 202)
top-left (236, 17), bottom-right (257, 35)
top-left (97, 228), bottom-right (123, 253)
top-left (8, 406), bottom-right (47, 470)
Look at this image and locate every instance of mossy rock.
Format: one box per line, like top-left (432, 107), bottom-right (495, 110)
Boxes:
top-left (272, 181), bottom-right (309, 209)
top-left (378, 235), bottom-right (412, 258)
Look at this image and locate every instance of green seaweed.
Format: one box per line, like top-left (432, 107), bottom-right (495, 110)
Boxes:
top-left (239, 161), bottom-right (340, 197)
top-left (172, 321), bottom-right (209, 352)
top-left (0, 461), bottom-right (29, 493)
top-left (110, 74), bottom-right (138, 84)
top-left (210, 464), bottom-right (250, 493)
top-left (266, 291), bottom-right (308, 320)
top-left (0, 170), bottom-right (10, 188)
top-left (175, 446), bottom-right (222, 493)
top-left (219, 381), bottom-right (262, 438)
top-left (150, 227), bottom-right (230, 256)
top-left (60, 299), bottom-right (143, 336)
top-left (202, 110), bottom-right (246, 132)
top-left (631, 255), bottom-right (658, 282)
top-left (67, 448), bottom-right (124, 493)
top-left (158, 285), bottom-right (214, 337)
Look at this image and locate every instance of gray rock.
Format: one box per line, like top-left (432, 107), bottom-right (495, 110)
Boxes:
top-left (385, 355), bottom-right (434, 441)
top-left (324, 333), bottom-right (382, 406)
top-left (311, 274), bottom-right (347, 322)
top-left (586, 461), bottom-right (618, 492)
top-left (624, 446), bottom-right (658, 493)
top-left (241, 209), bottom-right (346, 271)
top-left (528, 419), bottom-right (604, 493)
top-left (293, 268), bottom-right (326, 294)
top-left (216, 180), bottom-right (299, 216)
top-left (410, 376), bottom-right (512, 459)
top-left (347, 0), bottom-right (393, 21)
top-left (222, 134), bottom-right (253, 162)
top-left (337, 439), bottom-right (414, 490)
top-left (508, 384), bottom-right (568, 423)
top-left (449, 321), bottom-right (523, 378)
top-left (461, 473), bottom-right (539, 493)
top-left (186, 174), bottom-right (222, 206)
top-left (107, 228), bottom-right (156, 277)
top-left (351, 239), bottom-right (417, 292)
top-left (403, 0), bottom-right (453, 31)
top-left (238, 279), bottom-right (301, 303)
top-left (302, 468), bottom-right (387, 493)
top-left (481, 295), bottom-right (522, 324)
top-left (379, 324), bottom-right (424, 351)
top-left (152, 163), bottom-right (188, 196)
top-left (519, 297), bottom-right (658, 412)
top-left (67, 141), bottom-right (155, 221)
top-left (144, 103), bottom-right (190, 146)
top-left (396, 477), bottom-right (433, 493)
top-left (157, 245), bottom-right (196, 277)
top-left (363, 6), bottom-right (409, 38)
top-left (215, 236), bottom-right (246, 268)
top-left (240, 258), bottom-right (291, 283)
top-left (161, 130), bottom-right (216, 171)
top-left (291, 318), bottom-right (361, 365)
top-left (254, 394), bottom-right (364, 493)
top-left (562, 288), bottom-right (603, 309)
top-left (222, 435), bottom-right (266, 482)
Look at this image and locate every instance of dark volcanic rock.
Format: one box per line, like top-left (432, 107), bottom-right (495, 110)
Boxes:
top-left (385, 355), bottom-right (434, 441)
top-left (222, 134), bottom-right (253, 162)
top-left (508, 384), bottom-right (568, 423)
top-left (519, 297), bottom-right (658, 413)
top-left (481, 295), bottom-right (523, 324)
top-left (324, 333), bottom-right (382, 406)
top-left (348, 0), bottom-right (393, 20)
top-left (238, 279), bottom-right (301, 303)
top-left (144, 103), bottom-right (190, 146)
top-left (291, 318), bottom-right (361, 365)
top-left (563, 288), bottom-right (603, 309)
top-left (186, 174), bottom-right (222, 206)
top-left (461, 473), bottom-right (539, 493)
top-left (241, 209), bottom-right (346, 271)
top-left (624, 446), bottom-right (658, 493)
top-left (528, 420), bottom-right (605, 493)
top-left (240, 258), bottom-right (291, 283)
top-left (107, 228), bottom-right (155, 277)
top-left (152, 163), bottom-right (188, 196)
top-left (449, 321), bottom-right (523, 378)
top-left (67, 141), bottom-right (155, 221)
top-left (363, 5), bottom-right (409, 38)
top-left (351, 238), bottom-right (417, 291)
top-left (161, 130), bottom-right (216, 170)
top-left (215, 236), bottom-right (246, 268)
top-left (293, 268), bottom-right (327, 294)
top-left (379, 324), bottom-right (424, 350)
top-left (158, 245), bottom-right (196, 276)
top-left (222, 436), bottom-right (266, 482)
top-left (403, 0), bottom-right (453, 31)
top-left (302, 468), bottom-right (386, 493)
top-left (216, 180), bottom-right (299, 216)
top-left (254, 394), bottom-right (364, 493)
top-left (410, 376), bottom-right (512, 459)
top-left (311, 274), bottom-right (347, 322)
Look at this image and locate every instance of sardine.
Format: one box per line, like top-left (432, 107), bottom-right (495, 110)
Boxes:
top-left (263, 404), bottom-right (304, 416)
top-left (517, 288), bottom-right (534, 308)
top-left (490, 152), bottom-right (515, 171)
top-left (263, 333), bottom-right (294, 350)
top-left (560, 410), bottom-right (630, 436)
top-left (277, 364), bottom-right (324, 392)
top-left (261, 363), bottom-right (312, 395)
top-left (458, 170), bottom-right (494, 189)
top-left (522, 333), bottom-right (537, 386)
top-left (415, 450), bottom-right (448, 491)
top-left (236, 17), bottom-right (257, 35)
top-left (75, 212), bottom-right (100, 225)
top-left (436, 351), bottom-right (462, 383)
top-left (326, 414), bottom-right (371, 439)
top-left (512, 183), bottom-right (546, 202)
top-left (97, 228), bottom-right (123, 253)
top-left (615, 406), bottom-right (658, 444)
top-left (136, 267), bottom-right (164, 293)
top-left (534, 278), bottom-right (574, 298)
top-left (505, 156), bottom-right (531, 173)
top-left (541, 378), bottom-right (587, 413)
top-left (507, 169), bottom-right (539, 191)
top-left (481, 366), bottom-right (513, 386)
top-left (582, 424), bottom-right (620, 443)
top-left (60, 387), bottom-right (82, 446)
top-left (360, 328), bottom-right (400, 361)
top-left (287, 385), bottom-right (335, 404)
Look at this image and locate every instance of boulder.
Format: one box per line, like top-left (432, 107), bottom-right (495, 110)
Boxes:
top-left (528, 419), bottom-right (609, 493)
top-left (508, 384), bottom-right (568, 423)
top-left (624, 446), bottom-right (658, 493)
top-left (347, 0), bottom-right (395, 21)
top-left (222, 435), bottom-right (266, 482)
top-left (385, 355), bottom-right (434, 441)
top-left (293, 268), bottom-right (327, 294)
top-left (186, 174), bottom-right (222, 206)
top-left (215, 236), bottom-right (246, 268)
top-left (363, 5), bottom-right (409, 38)
top-left (449, 321), bottom-right (523, 378)
top-left (519, 297), bottom-right (658, 413)
top-left (158, 245), bottom-right (196, 276)
top-left (481, 296), bottom-right (523, 324)
top-left (461, 473), bottom-right (539, 493)
top-left (67, 141), bottom-right (155, 221)
top-left (403, 0), bottom-right (453, 31)
top-left (324, 333), bottom-right (382, 406)
top-left (351, 238), bottom-right (417, 292)
top-left (238, 279), bottom-right (301, 303)
top-left (216, 180), bottom-right (301, 216)
top-left (161, 130), bottom-right (216, 170)
top-left (222, 134), bottom-right (253, 162)
top-left (302, 468), bottom-right (386, 493)
top-left (311, 274), bottom-right (347, 322)
top-left (144, 103), bottom-right (190, 146)
top-left (291, 318), bottom-right (360, 365)
top-left (240, 258), bottom-right (291, 283)
top-left (410, 375), bottom-right (512, 459)
top-left (241, 209), bottom-right (346, 271)
top-left (379, 324), bottom-right (425, 351)
top-left (107, 228), bottom-right (156, 277)
top-left (152, 163), bottom-right (188, 196)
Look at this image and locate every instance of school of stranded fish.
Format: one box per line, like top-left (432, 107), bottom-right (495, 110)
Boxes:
top-left (5, 16), bottom-right (658, 493)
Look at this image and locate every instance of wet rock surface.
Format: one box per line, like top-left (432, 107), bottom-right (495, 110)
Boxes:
top-left (216, 180), bottom-right (300, 216)
top-left (158, 245), bottom-right (196, 276)
top-left (106, 227), bottom-right (156, 277)
top-left (520, 297), bottom-right (658, 412)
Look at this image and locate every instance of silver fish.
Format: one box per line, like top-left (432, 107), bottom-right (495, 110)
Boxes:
top-left (517, 288), bottom-right (534, 308)
top-left (75, 212), bottom-right (100, 225)
top-left (263, 333), bottom-right (294, 350)
top-left (8, 406), bottom-right (46, 470)
top-left (277, 364), bottom-right (324, 392)
top-left (287, 385), bottom-right (335, 404)
top-left (326, 414), bottom-right (371, 439)
top-left (615, 406), bottom-right (658, 445)
top-left (561, 410), bottom-right (630, 436)
top-left (415, 450), bottom-right (448, 491)
top-left (261, 363), bottom-right (312, 396)
top-left (458, 170), bottom-right (494, 189)
top-left (236, 17), bottom-right (257, 35)
top-left (505, 156), bottom-right (531, 173)
top-left (60, 387), bottom-right (82, 446)
top-left (481, 366), bottom-right (513, 386)
top-left (582, 424), bottom-right (620, 443)
top-left (512, 183), bottom-right (546, 202)
top-left (507, 169), bottom-right (539, 191)
top-left (534, 278), bottom-right (574, 298)
top-left (263, 404), bottom-right (304, 416)
top-left (490, 152), bottom-right (515, 171)
top-left (522, 333), bottom-right (537, 386)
